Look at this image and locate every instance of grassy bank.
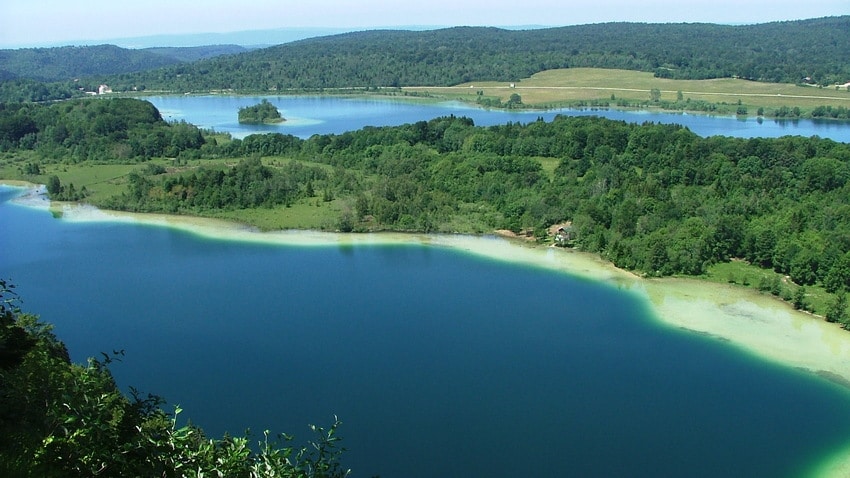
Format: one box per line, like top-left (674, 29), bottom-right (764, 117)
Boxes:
top-left (703, 261), bottom-right (835, 317)
top-left (0, 156), bottom-right (347, 231)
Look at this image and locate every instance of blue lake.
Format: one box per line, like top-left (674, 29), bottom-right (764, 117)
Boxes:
top-left (2, 187), bottom-right (850, 477)
top-left (145, 94), bottom-right (850, 142)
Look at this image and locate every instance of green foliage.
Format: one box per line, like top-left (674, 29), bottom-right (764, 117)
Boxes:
top-left (0, 279), bottom-right (36, 370)
top-left (0, 78), bottom-right (81, 102)
top-left (0, 44), bottom-right (181, 82)
top-left (793, 286), bottom-right (809, 311)
top-left (141, 45), bottom-right (248, 62)
top-left (650, 88), bottom-right (661, 102)
top-left (506, 93), bottom-right (523, 108)
top-left (824, 252), bottom-right (850, 293)
top-left (107, 155), bottom-right (328, 214)
top-left (46, 175), bottom-right (61, 195)
top-left (811, 105), bottom-right (850, 119)
top-left (826, 292), bottom-right (848, 326)
top-left (0, 98), bottom-right (204, 161)
top-left (238, 99), bottom-right (285, 124)
top-left (0, 282), bottom-right (349, 477)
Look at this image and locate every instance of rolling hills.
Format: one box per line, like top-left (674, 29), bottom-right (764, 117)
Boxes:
top-left (98, 17), bottom-right (850, 92)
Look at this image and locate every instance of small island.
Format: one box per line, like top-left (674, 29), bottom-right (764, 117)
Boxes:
top-left (237, 99), bottom-right (285, 124)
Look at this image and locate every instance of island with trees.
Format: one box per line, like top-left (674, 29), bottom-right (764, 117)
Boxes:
top-left (238, 99), bottom-right (285, 124)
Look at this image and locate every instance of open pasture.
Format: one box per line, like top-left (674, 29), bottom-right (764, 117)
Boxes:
top-left (405, 68), bottom-right (850, 111)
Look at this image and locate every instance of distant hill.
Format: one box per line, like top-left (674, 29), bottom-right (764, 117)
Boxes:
top-left (0, 44), bottom-right (253, 82)
top-left (0, 44), bottom-right (182, 82)
top-left (3, 17), bottom-right (849, 95)
top-left (142, 45), bottom-right (249, 62)
top-left (101, 17), bottom-right (850, 92)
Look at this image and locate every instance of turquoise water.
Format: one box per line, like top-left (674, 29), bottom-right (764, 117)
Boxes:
top-left (2, 189), bottom-right (850, 477)
top-left (145, 95), bottom-right (850, 142)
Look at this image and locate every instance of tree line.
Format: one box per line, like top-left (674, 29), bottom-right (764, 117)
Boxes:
top-left (0, 98), bottom-right (205, 161)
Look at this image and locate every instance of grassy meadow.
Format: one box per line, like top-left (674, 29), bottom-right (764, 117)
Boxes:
top-left (403, 68), bottom-right (850, 112)
top-left (703, 260), bottom-right (834, 317)
top-left (0, 153), bottom-right (344, 230)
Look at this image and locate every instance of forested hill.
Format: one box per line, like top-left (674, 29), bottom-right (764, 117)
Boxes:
top-left (103, 16), bottom-right (850, 92)
top-left (0, 44), bottom-right (247, 82)
top-left (0, 45), bottom-right (183, 82)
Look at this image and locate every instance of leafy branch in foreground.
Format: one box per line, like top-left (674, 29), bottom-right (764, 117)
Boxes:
top-left (0, 280), bottom-right (349, 477)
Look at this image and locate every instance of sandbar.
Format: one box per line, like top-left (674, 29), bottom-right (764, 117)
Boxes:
top-left (5, 183), bottom-right (850, 475)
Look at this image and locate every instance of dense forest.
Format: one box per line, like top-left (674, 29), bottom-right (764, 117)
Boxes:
top-left (0, 77), bottom-right (81, 103)
top-left (2, 98), bottom-right (849, 326)
top-left (0, 45), bottom-right (182, 82)
top-left (94, 17), bottom-right (850, 92)
top-left (0, 44), bottom-right (247, 82)
top-left (0, 280), bottom-right (348, 476)
top-left (0, 98), bottom-right (205, 162)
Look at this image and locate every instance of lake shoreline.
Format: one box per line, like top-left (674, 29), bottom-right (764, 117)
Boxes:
top-left (5, 181), bottom-right (850, 475)
top-left (6, 180), bottom-right (848, 383)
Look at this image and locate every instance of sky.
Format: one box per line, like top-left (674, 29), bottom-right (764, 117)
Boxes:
top-left (1, 0), bottom-right (847, 48)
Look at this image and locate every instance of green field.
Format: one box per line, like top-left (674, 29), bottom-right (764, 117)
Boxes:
top-left (210, 199), bottom-right (344, 231)
top-left (404, 68), bottom-right (850, 113)
top-left (2, 154), bottom-right (367, 231)
top-left (0, 154), bottom-right (137, 202)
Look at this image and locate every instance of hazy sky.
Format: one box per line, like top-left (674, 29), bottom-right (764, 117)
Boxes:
top-left (1, 0), bottom-right (847, 48)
